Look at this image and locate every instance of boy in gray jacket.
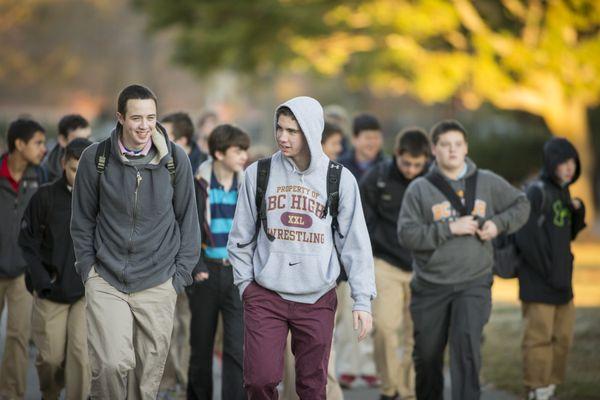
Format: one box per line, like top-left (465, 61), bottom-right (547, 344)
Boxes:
top-left (227, 96), bottom-right (376, 400)
top-left (71, 84), bottom-right (200, 399)
top-left (398, 120), bottom-right (530, 400)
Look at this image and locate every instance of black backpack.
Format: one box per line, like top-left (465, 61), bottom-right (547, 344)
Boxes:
top-left (236, 157), bottom-right (345, 265)
top-left (94, 137), bottom-right (177, 201)
top-left (492, 180), bottom-right (547, 279)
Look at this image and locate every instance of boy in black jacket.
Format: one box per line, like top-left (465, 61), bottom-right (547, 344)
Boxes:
top-left (19, 138), bottom-right (92, 400)
top-left (360, 128), bottom-right (430, 400)
top-left (515, 137), bottom-right (586, 400)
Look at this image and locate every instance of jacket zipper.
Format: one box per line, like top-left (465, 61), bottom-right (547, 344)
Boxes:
top-left (125, 169), bottom-right (143, 283)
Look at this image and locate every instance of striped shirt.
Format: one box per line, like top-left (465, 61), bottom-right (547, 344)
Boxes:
top-left (204, 171), bottom-right (238, 260)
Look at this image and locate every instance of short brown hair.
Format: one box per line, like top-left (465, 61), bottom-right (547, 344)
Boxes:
top-left (117, 84), bottom-right (157, 116)
top-left (395, 127), bottom-right (430, 157)
top-left (208, 124), bottom-right (251, 159)
top-left (321, 121), bottom-right (343, 145)
top-left (161, 112), bottom-right (194, 145)
top-left (430, 119), bottom-right (467, 145)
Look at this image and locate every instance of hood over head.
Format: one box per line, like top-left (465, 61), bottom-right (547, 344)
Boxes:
top-left (541, 137), bottom-right (580, 186)
top-left (274, 96), bottom-right (324, 173)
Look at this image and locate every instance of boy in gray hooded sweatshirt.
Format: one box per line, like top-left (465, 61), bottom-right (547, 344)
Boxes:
top-left (227, 96), bottom-right (376, 400)
top-left (398, 120), bottom-right (530, 400)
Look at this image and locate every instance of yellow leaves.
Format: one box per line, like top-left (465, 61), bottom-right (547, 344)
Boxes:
top-left (325, 0), bottom-right (461, 37)
top-left (324, 5), bottom-right (374, 29)
top-left (411, 51), bottom-right (470, 103)
top-left (368, 72), bottom-right (408, 96)
top-left (385, 34), bottom-right (422, 59)
top-left (290, 33), bottom-right (375, 76)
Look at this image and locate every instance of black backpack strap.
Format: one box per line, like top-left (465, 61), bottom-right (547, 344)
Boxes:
top-left (237, 157), bottom-right (275, 248)
top-left (325, 161), bottom-right (344, 239)
top-left (167, 151), bottom-right (175, 189)
top-left (95, 138), bottom-right (111, 205)
top-left (325, 161), bottom-right (346, 279)
top-left (530, 180), bottom-right (547, 227)
top-left (425, 170), bottom-right (478, 216)
top-left (464, 170), bottom-right (478, 215)
top-left (375, 160), bottom-right (389, 198)
top-left (95, 138), bottom-right (111, 175)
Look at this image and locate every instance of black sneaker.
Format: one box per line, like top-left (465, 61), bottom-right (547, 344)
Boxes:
top-left (379, 393), bottom-right (399, 400)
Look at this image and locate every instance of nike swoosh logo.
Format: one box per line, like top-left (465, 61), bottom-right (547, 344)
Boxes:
top-left (289, 262), bottom-right (301, 266)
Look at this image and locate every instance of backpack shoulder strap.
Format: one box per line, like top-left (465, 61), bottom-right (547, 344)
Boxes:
top-left (426, 170), bottom-right (466, 216)
top-left (95, 138), bottom-right (111, 206)
top-left (95, 137), bottom-right (111, 175)
top-left (425, 169), bottom-right (478, 217)
top-left (166, 149), bottom-right (176, 188)
top-left (530, 180), bottom-right (547, 226)
top-left (464, 170), bottom-right (478, 215)
top-left (326, 160), bottom-right (345, 272)
top-left (237, 157), bottom-right (275, 248)
top-left (326, 161), bottom-right (344, 236)
top-left (375, 160), bottom-right (389, 194)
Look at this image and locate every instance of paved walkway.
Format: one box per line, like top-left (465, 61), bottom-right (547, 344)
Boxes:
top-left (0, 312), bottom-right (516, 400)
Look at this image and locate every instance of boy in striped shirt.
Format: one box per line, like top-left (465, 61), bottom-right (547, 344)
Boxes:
top-left (188, 124), bottom-right (250, 400)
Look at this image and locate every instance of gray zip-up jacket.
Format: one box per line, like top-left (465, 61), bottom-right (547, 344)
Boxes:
top-left (0, 154), bottom-right (43, 278)
top-left (398, 158), bottom-right (530, 285)
top-left (227, 96), bottom-right (376, 312)
top-left (70, 124), bottom-right (200, 294)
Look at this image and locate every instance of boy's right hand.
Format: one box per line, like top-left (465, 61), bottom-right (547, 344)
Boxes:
top-left (194, 272), bottom-right (209, 282)
top-left (449, 216), bottom-right (479, 236)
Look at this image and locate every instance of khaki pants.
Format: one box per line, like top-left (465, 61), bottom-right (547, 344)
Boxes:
top-left (0, 274), bottom-right (32, 400)
top-left (160, 291), bottom-right (191, 390)
top-left (282, 328), bottom-right (343, 400)
top-left (85, 268), bottom-right (177, 400)
top-left (522, 301), bottom-right (575, 389)
top-left (372, 258), bottom-right (415, 398)
top-left (334, 282), bottom-right (376, 376)
top-left (31, 296), bottom-right (90, 400)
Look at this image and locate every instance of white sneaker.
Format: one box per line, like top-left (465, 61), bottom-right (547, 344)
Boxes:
top-left (528, 387), bottom-right (551, 400)
top-left (547, 384), bottom-right (557, 398)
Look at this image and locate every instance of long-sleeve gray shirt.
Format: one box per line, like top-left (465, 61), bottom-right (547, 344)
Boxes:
top-left (398, 159), bottom-right (530, 284)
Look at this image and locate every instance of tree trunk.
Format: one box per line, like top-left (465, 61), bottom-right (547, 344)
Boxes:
top-left (543, 102), bottom-right (596, 231)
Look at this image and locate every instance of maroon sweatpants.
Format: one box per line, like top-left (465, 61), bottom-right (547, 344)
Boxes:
top-left (242, 282), bottom-right (337, 400)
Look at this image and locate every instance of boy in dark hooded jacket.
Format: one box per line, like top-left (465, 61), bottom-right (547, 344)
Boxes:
top-left (516, 137), bottom-right (586, 400)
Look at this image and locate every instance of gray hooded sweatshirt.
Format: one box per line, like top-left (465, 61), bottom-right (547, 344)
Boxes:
top-left (70, 123), bottom-right (200, 294)
top-left (398, 158), bottom-right (530, 285)
top-left (227, 97), bottom-right (376, 312)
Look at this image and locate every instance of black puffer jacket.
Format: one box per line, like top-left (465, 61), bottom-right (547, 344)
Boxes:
top-left (516, 138), bottom-right (586, 304)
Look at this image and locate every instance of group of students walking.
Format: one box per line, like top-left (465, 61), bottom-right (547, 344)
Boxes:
top-left (0, 84), bottom-right (586, 400)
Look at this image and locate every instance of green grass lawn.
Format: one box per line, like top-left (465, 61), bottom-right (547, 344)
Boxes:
top-left (482, 303), bottom-right (600, 400)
